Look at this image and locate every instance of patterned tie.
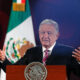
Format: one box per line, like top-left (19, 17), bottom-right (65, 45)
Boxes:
top-left (42, 49), bottom-right (49, 65)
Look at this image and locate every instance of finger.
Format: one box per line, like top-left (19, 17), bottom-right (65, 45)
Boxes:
top-left (1, 51), bottom-right (3, 54)
top-left (0, 55), bottom-right (5, 61)
top-left (72, 55), bottom-right (80, 61)
top-left (3, 45), bottom-right (6, 51)
top-left (74, 49), bottom-right (80, 54)
top-left (72, 51), bottom-right (80, 57)
top-left (0, 49), bottom-right (1, 54)
top-left (72, 54), bottom-right (77, 58)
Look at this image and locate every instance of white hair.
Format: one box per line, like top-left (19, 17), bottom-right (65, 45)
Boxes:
top-left (39, 19), bottom-right (59, 33)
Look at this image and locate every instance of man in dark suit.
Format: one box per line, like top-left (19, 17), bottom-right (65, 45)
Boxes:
top-left (0, 19), bottom-right (80, 80)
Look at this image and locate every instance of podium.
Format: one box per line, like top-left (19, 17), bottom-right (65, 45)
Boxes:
top-left (6, 65), bottom-right (67, 80)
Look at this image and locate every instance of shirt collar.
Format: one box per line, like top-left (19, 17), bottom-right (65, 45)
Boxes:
top-left (42, 42), bottom-right (56, 52)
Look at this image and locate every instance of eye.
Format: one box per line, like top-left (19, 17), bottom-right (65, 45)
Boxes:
top-left (48, 32), bottom-right (52, 35)
top-left (40, 32), bottom-right (45, 34)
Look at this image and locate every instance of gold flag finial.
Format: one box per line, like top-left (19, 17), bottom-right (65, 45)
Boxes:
top-left (13, 3), bottom-right (25, 11)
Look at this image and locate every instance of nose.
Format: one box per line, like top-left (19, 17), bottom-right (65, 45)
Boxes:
top-left (44, 32), bottom-right (48, 38)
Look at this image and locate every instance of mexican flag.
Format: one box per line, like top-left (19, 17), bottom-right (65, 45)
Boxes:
top-left (4, 0), bottom-right (36, 64)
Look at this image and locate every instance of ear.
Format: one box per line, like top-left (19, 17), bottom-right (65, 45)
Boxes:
top-left (56, 32), bottom-right (59, 40)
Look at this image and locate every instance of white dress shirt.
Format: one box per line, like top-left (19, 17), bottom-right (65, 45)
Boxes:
top-left (42, 42), bottom-right (56, 58)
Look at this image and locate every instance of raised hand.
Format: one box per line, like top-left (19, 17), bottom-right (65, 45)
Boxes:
top-left (0, 46), bottom-right (6, 61)
top-left (72, 47), bottom-right (80, 62)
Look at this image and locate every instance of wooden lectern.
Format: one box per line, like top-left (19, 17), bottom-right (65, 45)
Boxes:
top-left (6, 65), bottom-right (67, 80)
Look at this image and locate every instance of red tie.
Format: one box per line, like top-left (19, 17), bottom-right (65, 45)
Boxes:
top-left (42, 49), bottom-right (49, 65)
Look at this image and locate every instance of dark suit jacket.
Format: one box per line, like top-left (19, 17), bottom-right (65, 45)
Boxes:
top-left (0, 62), bottom-right (2, 68)
top-left (2, 43), bottom-right (80, 80)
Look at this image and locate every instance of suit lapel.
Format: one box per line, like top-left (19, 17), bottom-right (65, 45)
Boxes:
top-left (46, 43), bottom-right (59, 65)
top-left (37, 46), bottom-right (43, 63)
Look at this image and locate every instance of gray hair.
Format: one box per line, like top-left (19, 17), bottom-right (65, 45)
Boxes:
top-left (39, 19), bottom-right (59, 33)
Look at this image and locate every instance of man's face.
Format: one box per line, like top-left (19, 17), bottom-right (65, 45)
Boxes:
top-left (39, 24), bottom-right (59, 48)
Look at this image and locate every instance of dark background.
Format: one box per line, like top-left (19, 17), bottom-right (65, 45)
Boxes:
top-left (0, 0), bottom-right (80, 49)
top-left (29, 0), bottom-right (80, 48)
top-left (0, 0), bottom-right (12, 49)
top-left (0, 0), bottom-right (80, 79)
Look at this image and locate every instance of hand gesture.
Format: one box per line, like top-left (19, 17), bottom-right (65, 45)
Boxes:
top-left (0, 46), bottom-right (6, 61)
top-left (72, 47), bottom-right (80, 62)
